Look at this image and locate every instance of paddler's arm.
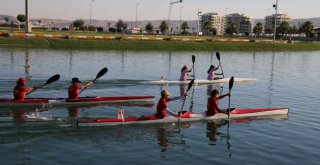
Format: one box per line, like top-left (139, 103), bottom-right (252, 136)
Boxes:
top-left (26, 86), bottom-right (41, 94)
top-left (218, 93), bottom-right (231, 99)
top-left (83, 81), bottom-right (94, 88)
top-left (165, 108), bottom-right (177, 116)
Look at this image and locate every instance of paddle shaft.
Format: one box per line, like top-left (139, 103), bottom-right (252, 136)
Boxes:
top-left (228, 76), bottom-right (234, 119)
top-left (178, 79), bottom-right (195, 124)
top-left (79, 67), bottom-right (108, 94)
top-left (27, 74), bottom-right (60, 95)
top-left (216, 52), bottom-right (225, 79)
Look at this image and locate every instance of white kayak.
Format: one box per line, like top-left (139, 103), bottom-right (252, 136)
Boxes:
top-left (77, 107), bottom-right (288, 127)
top-left (139, 78), bottom-right (256, 85)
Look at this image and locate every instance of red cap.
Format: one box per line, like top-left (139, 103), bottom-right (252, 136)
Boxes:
top-left (184, 64), bottom-right (188, 68)
top-left (17, 77), bottom-right (26, 84)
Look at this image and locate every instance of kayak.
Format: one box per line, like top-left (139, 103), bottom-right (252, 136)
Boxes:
top-left (0, 96), bottom-right (155, 108)
top-left (77, 107), bottom-right (289, 127)
top-left (139, 78), bottom-right (256, 85)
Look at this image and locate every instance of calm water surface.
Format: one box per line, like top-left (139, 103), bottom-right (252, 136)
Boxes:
top-left (0, 48), bottom-right (319, 164)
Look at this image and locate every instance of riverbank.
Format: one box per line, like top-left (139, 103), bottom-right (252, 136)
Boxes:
top-left (1, 37), bottom-right (320, 51)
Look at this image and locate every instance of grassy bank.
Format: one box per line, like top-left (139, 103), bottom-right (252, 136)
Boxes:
top-left (1, 37), bottom-right (320, 51)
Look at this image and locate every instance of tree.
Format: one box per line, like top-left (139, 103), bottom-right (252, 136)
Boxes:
top-left (73, 19), bottom-right (84, 29)
top-left (145, 22), bottom-right (153, 34)
top-left (181, 21), bottom-right (189, 34)
top-left (288, 25), bottom-right (299, 35)
top-left (4, 17), bottom-right (9, 23)
top-left (253, 22), bottom-right (263, 36)
top-left (299, 21), bottom-right (314, 37)
top-left (278, 21), bottom-right (290, 36)
top-left (159, 21), bottom-right (168, 34)
top-left (17, 14), bottom-right (26, 23)
top-left (116, 19), bottom-right (127, 32)
top-left (226, 23), bottom-right (237, 35)
top-left (203, 21), bottom-right (212, 35)
top-left (264, 27), bottom-right (273, 34)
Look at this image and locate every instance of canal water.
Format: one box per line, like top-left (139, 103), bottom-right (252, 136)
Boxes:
top-left (0, 48), bottom-right (319, 164)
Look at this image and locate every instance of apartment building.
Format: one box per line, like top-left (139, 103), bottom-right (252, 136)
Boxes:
top-left (200, 12), bottom-right (226, 35)
top-left (226, 13), bottom-right (253, 34)
top-left (265, 14), bottom-right (291, 31)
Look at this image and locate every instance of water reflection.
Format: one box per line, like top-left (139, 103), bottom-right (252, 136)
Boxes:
top-left (24, 49), bottom-right (32, 80)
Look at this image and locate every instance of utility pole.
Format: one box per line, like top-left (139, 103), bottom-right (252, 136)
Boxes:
top-left (197, 9), bottom-right (202, 36)
top-left (273, 0), bottom-right (278, 42)
top-left (135, 2), bottom-right (140, 28)
top-left (167, 0), bottom-right (183, 35)
top-left (25, 0), bottom-right (31, 33)
top-left (89, 0), bottom-right (94, 27)
top-left (180, 5), bottom-right (183, 34)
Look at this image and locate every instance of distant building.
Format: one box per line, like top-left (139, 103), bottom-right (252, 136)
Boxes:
top-left (226, 13), bottom-right (253, 34)
top-left (265, 14), bottom-right (291, 32)
top-left (200, 12), bottom-right (226, 35)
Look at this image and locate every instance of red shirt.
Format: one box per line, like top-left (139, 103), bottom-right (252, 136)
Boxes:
top-left (206, 97), bottom-right (219, 116)
top-left (13, 86), bottom-right (31, 100)
top-left (156, 98), bottom-right (171, 118)
top-left (68, 84), bottom-right (84, 99)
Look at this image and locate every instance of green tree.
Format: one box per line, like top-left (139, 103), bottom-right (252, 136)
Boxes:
top-left (299, 21), bottom-right (314, 37)
top-left (145, 22), bottom-right (154, 34)
top-left (73, 19), bottom-right (84, 29)
top-left (203, 21), bottom-right (212, 35)
top-left (253, 22), bottom-right (263, 36)
top-left (17, 14), bottom-right (26, 23)
top-left (116, 19), bottom-right (127, 32)
top-left (278, 21), bottom-right (290, 36)
top-left (288, 25), bottom-right (299, 34)
top-left (226, 23), bottom-right (237, 35)
top-left (181, 21), bottom-right (189, 34)
top-left (159, 21), bottom-right (168, 34)
top-left (4, 17), bottom-right (9, 23)
top-left (264, 27), bottom-right (273, 34)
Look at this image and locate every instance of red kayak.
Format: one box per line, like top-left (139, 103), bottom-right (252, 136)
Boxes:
top-left (77, 107), bottom-right (289, 126)
top-left (0, 96), bottom-right (155, 108)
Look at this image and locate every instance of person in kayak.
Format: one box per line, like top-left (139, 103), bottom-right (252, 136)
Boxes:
top-left (68, 78), bottom-right (93, 100)
top-left (207, 64), bottom-right (221, 80)
top-left (180, 64), bottom-right (193, 81)
top-left (13, 77), bottom-right (38, 100)
top-left (206, 89), bottom-right (230, 116)
top-left (156, 90), bottom-right (185, 118)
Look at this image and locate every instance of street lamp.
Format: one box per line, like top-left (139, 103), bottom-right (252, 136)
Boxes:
top-left (180, 5), bottom-right (183, 34)
top-left (89, 0), bottom-right (94, 27)
top-left (167, 0), bottom-right (183, 35)
top-left (136, 2), bottom-right (140, 28)
top-left (197, 10), bottom-right (202, 36)
top-left (25, 0), bottom-right (31, 32)
top-left (273, 0), bottom-right (278, 42)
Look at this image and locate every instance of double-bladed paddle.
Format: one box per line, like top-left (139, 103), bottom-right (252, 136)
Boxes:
top-left (178, 79), bottom-right (195, 124)
top-left (228, 76), bottom-right (234, 119)
top-left (79, 67), bottom-right (108, 94)
top-left (27, 74), bottom-right (60, 95)
top-left (216, 52), bottom-right (225, 78)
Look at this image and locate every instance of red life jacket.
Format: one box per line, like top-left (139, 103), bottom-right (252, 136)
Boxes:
top-left (68, 84), bottom-right (83, 99)
top-left (206, 97), bottom-right (219, 116)
top-left (13, 86), bottom-right (31, 100)
top-left (156, 98), bottom-right (170, 118)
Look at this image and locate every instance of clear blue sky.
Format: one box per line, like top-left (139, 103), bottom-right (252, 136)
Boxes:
top-left (1, 0), bottom-right (319, 21)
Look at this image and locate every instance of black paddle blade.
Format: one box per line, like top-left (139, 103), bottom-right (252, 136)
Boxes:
top-left (229, 76), bottom-right (234, 90)
top-left (95, 67), bottom-right (108, 80)
top-left (187, 79), bottom-right (195, 92)
top-left (44, 74), bottom-right (60, 86)
top-left (216, 52), bottom-right (220, 61)
top-left (192, 55), bottom-right (195, 63)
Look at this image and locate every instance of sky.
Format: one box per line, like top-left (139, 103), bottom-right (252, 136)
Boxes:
top-left (0, 0), bottom-right (319, 21)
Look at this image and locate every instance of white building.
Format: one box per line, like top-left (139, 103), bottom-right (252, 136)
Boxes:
top-left (265, 14), bottom-right (290, 31)
top-left (200, 12), bottom-right (226, 36)
top-left (226, 13), bottom-right (253, 34)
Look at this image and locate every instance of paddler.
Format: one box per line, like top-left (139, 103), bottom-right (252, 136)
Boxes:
top-left (156, 90), bottom-right (186, 118)
top-left (206, 89), bottom-right (231, 116)
top-left (13, 77), bottom-right (39, 100)
top-left (68, 78), bottom-right (93, 100)
top-left (207, 64), bottom-right (221, 80)
top-left (180, 64), bottom-right (193, 81)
